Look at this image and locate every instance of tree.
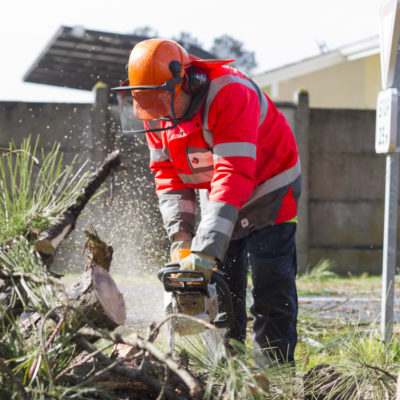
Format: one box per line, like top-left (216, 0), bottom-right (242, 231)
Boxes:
top-left (132, 26), bottom-right (159, 37)
top-left (210, 34), bottom-right (257, 74)
top-left (173, 31), bottom-right (203, 49)
top-left (132, 28), bottom-right (258, 74)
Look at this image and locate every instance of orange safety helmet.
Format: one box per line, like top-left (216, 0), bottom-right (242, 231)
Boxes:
top-left (112, 38), bottom-right (234, 134)
top-left (112, 39), bottom-right (191, 132)
top-left (129, 38), bottom-right (190, 119)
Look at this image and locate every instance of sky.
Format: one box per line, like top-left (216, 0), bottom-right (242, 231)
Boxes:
top-left (0, 0), bottom-right (382, 103)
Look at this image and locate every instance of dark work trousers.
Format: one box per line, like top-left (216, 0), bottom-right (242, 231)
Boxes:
top-left (220, 222), bottom-right (298, 364)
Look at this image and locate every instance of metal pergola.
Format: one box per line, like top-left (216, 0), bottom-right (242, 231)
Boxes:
top-left (24, 26), bottom-right (215, 92)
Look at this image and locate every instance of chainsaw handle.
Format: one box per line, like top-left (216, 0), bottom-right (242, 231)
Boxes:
top-left (158, 263), bottom-right (234, 330)
top-left (157, 263), bottom-right (180, 282)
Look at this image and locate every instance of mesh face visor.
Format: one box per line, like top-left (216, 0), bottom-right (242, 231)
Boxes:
top-left (112, 76), bottom-right (182, 134)
top-left (133, 89), bottom-right (171, 119)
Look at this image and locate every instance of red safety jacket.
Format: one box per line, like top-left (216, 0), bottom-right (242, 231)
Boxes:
top-left (146, 63), bottom-right (301, 261)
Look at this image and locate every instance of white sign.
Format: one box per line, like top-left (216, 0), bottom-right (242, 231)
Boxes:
top-left (379, 0), bottom-right (400, 89)
top-left (375, 88), bottom-right (398, 153)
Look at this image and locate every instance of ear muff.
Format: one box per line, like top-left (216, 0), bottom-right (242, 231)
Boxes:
top-left (169, 61), bottom-right (183, 78)
top-left (184, 69), bottom-right (209, 94)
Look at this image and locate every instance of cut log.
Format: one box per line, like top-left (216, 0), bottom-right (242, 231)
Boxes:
top-left (67, 265), bottom-right (126, 330)
top-left (20, 227), bottom-right (124, 336)
top-left (35, 150), bottom-right (122, 259)
top-left (19, 266), bottom-right (125, 338)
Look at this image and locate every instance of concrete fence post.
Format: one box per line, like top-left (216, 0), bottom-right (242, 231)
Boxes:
top-left (91, 82), bottom-right (113, 166)
top-left (294, 90), bottom-right (310, 273)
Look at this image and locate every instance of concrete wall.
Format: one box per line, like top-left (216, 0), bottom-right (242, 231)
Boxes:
top-left (0, 92), bottom-right (168, 275)
top-left (308, 107), bottom-right (386, 274)
top-left (0, 101), bottom-right (94, 163)
top-left (0, 88), bottom-right (390, 275)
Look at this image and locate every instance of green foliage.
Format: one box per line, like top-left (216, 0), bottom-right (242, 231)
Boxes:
top-left (341, 329), bottom-right (400, 399)
top-left (297, 260), bottom-right (386, 296)
top-left (0, 138), bottom-right (106, 399)
top-left (298, 259), bottom-right (338, 283)
top-left (300, 326), bottom-right (400, 400)
top-left (180, 308), bottom-right (400, 399)
top-left (177, 333), bottom-right (299, 399)
top-left (0, 136), bottom-right (89, 245)
top-left (0, 238), bottom-right (60, 313)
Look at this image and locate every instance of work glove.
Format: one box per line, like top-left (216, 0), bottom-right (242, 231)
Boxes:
top-left (170, 240), bottom-right (192, 261)
top-left (179, 252), bottom-right (216, 284)
top-left (170, 231), bottom-right (192, 261)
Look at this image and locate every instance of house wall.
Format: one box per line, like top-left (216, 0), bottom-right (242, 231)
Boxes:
top-left (364, 54), bottom-right (382, 109)
top-left (271, 54), bottom-right (381, 110)
top-left (0, 89), bottom-right (391, 275)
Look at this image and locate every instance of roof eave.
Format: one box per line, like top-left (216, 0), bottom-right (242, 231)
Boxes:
top-left (252, 35), bottom-right (380, 87)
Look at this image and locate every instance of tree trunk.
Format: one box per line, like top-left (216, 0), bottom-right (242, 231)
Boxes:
top-left (20, 229), bottom-right (125, 336)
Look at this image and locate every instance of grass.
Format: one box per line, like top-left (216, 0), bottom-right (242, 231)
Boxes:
top-left (296, 259), bottom-right (397, 296)
top-left (172, 309), bottom-right (400, 399)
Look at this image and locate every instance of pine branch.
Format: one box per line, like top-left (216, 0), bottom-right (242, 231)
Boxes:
top-left (78, 326), bottom-right (201, 399)
top-left (77, 337), bottom-right (185, 400)
top-left (360, 363), bottom-right (397, 382)
top-left (35, 150), bottom-right (122, 259)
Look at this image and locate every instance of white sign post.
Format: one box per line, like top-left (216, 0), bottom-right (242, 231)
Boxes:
top-left (377, 0), bottom-right (400, 342)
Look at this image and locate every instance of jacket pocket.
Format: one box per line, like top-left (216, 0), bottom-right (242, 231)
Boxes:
top-left (187, 147), bottom-right (214, 173)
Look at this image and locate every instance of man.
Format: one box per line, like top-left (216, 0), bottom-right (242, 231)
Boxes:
top-left (113, 38), bottom-right (301, 365)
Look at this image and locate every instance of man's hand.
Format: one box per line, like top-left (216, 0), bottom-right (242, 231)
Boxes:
top-left (170, 232), bottom-right (192, 261)
top-left (179, 252), bottom-right (216, 283)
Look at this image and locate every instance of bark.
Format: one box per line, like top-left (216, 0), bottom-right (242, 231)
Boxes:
top-left (19, 265), bottom-right (125, 337)
top-left (20, 229), bottom-right (125, 336)
top-left (67, 264), bottom-right (126, 330)
top-left (79, 336), bottom-right (193, 400)
top-left (65, 227), bottom-right (125, 330)
top-left (35, 150), bottom-right (122, 259)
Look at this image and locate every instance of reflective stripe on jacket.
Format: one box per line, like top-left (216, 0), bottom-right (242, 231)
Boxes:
top-left (146, 65), bottom-right (301, 261)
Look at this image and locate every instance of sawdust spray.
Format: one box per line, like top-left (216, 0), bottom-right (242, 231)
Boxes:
top-left (54, 132), bottom-right (168, 334)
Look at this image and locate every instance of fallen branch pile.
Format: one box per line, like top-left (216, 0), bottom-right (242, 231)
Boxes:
top-left (0, 148), bottom-right (201, 400)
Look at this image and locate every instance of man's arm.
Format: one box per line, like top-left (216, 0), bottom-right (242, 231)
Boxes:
top-left (146, 131), bottom-right (196, 241)
top-left (192, 78), bottom-right (261, 261)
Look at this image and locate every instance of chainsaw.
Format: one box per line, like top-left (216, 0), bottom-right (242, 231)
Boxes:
top-left (157, 263), bottom-right (234, 344)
